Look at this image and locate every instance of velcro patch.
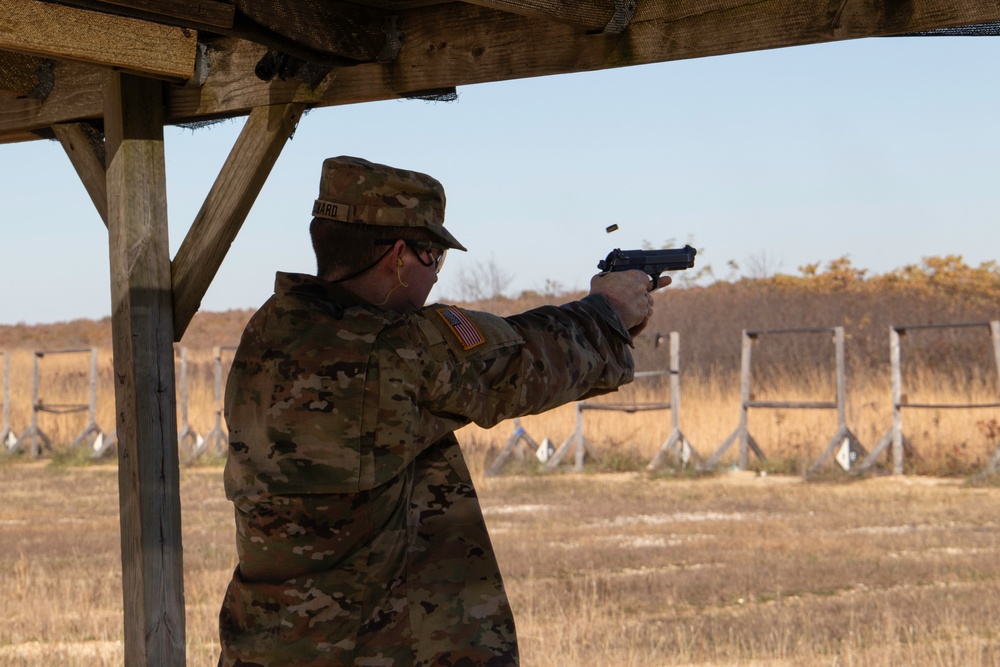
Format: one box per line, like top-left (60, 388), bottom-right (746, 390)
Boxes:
top-left (436, 306), bottom-right (485, 350)
top-left (312, 199), bottom-right (353, 222)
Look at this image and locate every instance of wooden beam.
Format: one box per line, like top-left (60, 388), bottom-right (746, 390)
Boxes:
top-left (104, 71), bottom-right (185, 667)
top-left (0, 59), bottom-right (104, 138)
top-left (4, 0), bottom-right (1000, 140)
top-left (460, 0), bottom-right (620, 31)
top-left (362, 0), bottom-right (449, 8)
top-left (0, 0), bottom-right (197, 81)
top-left (55, 0), bottom-right (235, 32)
top-left (0, 50), bottom-right (52, 97)
top-left (53, 122), bottom-right (108, 226)
top-left (171, 102), bottom-right (304, 340)
top-left (232, 0), bottom-right (393, 62)
top-left (166, 0), bottom-right (1000, 120)
top-left (0, 128), bottom-right (50, 143)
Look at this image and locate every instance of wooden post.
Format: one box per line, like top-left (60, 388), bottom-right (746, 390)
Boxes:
top-left (991, 321), bottom-right (1000, 398)
top-left (669, 332), bottom-right (681, 434)
top-left (1, 351), bottom-right (11, 447)
top-left (890, 328), bottom-right (903, 476)
top-left (737, 331), bottom-right (753, 470)
top-left (104, 71), bottom-right (186, 667)
top-left (29, 352), bottom-right (42, 457)
top-left (198, 345), bottom-right (235, 459)
top-left (834, 327), bottom-right (846, 428)
top-left (573, 404), bottom-right (586, 472)
top-left (88, 347), bottom-right (97, 425)
top-left (646, 332), bottom-right (702, 470)
top-left (176, 346), bottom-right (202, 459)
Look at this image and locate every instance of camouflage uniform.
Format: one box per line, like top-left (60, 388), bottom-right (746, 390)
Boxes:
top-left (218, 273), bottom-right (635, 666)
top-left (218, 157), bottom-right (637, 666)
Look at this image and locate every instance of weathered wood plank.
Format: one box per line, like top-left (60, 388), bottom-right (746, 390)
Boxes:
top-left (171, 102), bottom-right (305, 340)
top-left (56, 0), bottom-right (235, 31)
top-left (168, 0), bottom-right (1000, 120)
top-left (104, 71), bottom-right (186, 667)
top-left (461, 0), bottom-right (618, 31)
top-left (0, 59), bottom-right (103, 137)
top-left (53, 122), bottom-right (108, 226)
top-left (364, 0), bottom-right (448, 7)
top-left (0, 128), bottom-right (50, 142)
top-left (232, 0), bottom-right (390, 62)
top-left (3, 0), bottom-right (1000, 140)
top-left (0, 50), bottom-right (51, 97)
top-left (0, 0), bottom-right (197, 81)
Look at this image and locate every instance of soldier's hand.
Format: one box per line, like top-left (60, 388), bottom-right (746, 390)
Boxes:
top-left (589, 270), bottom-right (671, 337)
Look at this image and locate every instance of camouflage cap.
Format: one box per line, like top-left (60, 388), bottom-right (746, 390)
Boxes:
top-left (312, 156), bottom-right (467, 252)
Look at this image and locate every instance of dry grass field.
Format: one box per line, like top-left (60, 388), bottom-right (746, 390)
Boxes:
top-left (2, 457), bottom-right (999, 666)
top-left (3, 347), bottom-right (999, 475)
top-left (2, 264), bottom-right (998, 665)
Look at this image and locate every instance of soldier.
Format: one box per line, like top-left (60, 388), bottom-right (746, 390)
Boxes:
top-left (218, 156), bottom-right (669, 666)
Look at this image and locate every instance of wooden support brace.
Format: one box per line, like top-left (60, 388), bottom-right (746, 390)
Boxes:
top-left (171, 102), bottom-right (305, 341)
top-left (104, 71), bottom-right (186, 667)
top-left (53, 122), bottom-right (108, 226)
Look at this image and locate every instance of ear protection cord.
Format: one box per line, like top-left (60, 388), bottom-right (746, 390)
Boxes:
top-left (375, 260), bottom-right (409, 306)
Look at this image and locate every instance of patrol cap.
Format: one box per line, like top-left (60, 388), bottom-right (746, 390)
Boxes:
top-left (312, 156), bottom-right (467, 252)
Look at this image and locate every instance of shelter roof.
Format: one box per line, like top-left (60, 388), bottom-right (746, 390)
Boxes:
top-left (3, 0), bottom-right (1000, 144)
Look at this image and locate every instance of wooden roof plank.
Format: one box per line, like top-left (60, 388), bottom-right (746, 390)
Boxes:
top-left (0, 59), bottom-right (104, 136)
top-left (2, 0), bottom-right (1000, 141)
top-left (1, 0), bottom-right (198, 81)
top-left (171, 102), bottom-right (305, 340)
top-left (167, 0), bottom-right (1000, 120)
top-left (459, 0), bottom-right (618, 31)
top-left (54, 0), bottom-right (235, 31)
top-left (0, 50), bottom-right (51, 97)
top-left (232, 0), bottom-right (390, 62)
top-left (0, 128), bottom-right (49, 142)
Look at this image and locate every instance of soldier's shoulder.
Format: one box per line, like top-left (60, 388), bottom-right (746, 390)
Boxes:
top-left (412, 305), bottom-right (524, 360)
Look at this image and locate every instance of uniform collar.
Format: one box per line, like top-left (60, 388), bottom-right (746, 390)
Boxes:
top-left (274, 272), bottom-right (368, 307)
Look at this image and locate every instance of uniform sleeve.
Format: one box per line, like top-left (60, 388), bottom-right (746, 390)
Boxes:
top-left (400, 295), bottom-right (635, 432)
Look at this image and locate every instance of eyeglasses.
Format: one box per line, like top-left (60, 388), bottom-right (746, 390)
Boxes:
top-left (375, 239), bottom-right (448, 273)
top-left (403, 241), bottom-right (448, 273)
top-left (405, 241), bottom-right (447, 273)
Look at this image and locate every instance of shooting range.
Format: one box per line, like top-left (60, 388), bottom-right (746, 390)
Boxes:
top-left (4, 1), bottom-right (1000, 665)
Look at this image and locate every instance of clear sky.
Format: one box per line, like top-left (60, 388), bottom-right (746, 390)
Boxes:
top-left (2, 35), bottom-right (999, 325)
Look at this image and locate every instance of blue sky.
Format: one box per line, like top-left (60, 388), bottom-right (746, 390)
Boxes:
top-left (2, 35), bottom-right (999, 325)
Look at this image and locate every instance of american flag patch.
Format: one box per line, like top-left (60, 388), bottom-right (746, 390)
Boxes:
top-left (437, 307), bottom-right (485, 350)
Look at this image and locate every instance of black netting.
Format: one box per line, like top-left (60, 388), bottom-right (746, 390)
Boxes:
top-left (403, 88), bottom-right (459, 103)
top-left (904, 21), bottom-right (1000, 36)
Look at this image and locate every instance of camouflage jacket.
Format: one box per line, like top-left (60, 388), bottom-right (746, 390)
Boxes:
top-left (219, 272), bottom-right (636, 666)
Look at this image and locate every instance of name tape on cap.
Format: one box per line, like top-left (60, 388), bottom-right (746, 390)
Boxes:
top-left (312, 199), bottom-right (353, 222)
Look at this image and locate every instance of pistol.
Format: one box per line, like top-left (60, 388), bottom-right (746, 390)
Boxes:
top-left (598, 245), bottom-right (697, 283)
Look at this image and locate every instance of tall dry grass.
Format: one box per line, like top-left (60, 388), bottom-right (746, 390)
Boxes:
top-left (1, 348), bottom-right (230, 461)
top-left (463, 363), bottom-right (999, 478)
top-left (2, 345), bottom-right (998, 475)
top-left (2, 256), bottom-right (999, 666)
